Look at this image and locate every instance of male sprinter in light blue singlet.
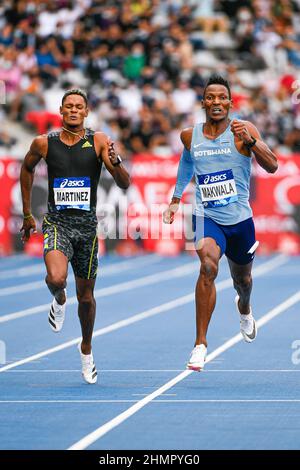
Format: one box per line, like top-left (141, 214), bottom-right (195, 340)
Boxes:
top-left (163, 75), bottom-right (278, 371)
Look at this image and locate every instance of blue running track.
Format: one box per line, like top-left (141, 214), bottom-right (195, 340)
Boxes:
top-left (0, 253), bottom-right (299, 450)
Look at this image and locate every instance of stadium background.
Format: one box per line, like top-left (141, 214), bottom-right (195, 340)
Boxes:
top-left (0, 0), bottom-right (300, 257)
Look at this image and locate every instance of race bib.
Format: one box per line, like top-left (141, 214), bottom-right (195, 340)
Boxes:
top-left (53, 177), bottom-right (91, 211)
top-left (197, 169), bottom-right (238, 208)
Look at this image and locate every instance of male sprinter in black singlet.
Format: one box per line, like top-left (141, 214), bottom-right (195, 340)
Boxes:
top-left (20, 89), bottom-right (130, 384)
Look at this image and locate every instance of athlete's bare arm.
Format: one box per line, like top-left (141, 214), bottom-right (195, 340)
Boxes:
top-left (20, 136), bottom-right (47, 241)
top-left (231, 119), bottom-right (278, 173)
top-left (94, 132), bottom-right (130, 189)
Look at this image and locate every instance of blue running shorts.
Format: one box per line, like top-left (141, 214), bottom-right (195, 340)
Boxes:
top-left (192, 215), bottom-right (258, 265)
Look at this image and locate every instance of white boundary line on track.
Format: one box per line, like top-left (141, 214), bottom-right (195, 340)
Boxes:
top-left (0, 261), bottom-right (199, 323)
top-left (0, 254), bottom-right (287, 372)
top-left (0, 254), bottom-right (161, 295)
top-left (0, 254), bottom-right (160, 281)
top-left (1, 399), bottom-right (300, 404)
top-left (68, 288), bottom-right (300, 450)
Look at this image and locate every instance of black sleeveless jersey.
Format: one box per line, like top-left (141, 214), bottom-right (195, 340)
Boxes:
top-left (46, 129), bottom-right (102, 214)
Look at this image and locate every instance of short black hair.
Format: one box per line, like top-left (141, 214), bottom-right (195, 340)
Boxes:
top-left (62, 88), bottom-right (88, 106)
top-left (203, 74), bottom-right (231, 99)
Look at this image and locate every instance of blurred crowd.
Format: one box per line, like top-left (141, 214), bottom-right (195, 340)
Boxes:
top-left (1, 0), bottom-right (300, 156)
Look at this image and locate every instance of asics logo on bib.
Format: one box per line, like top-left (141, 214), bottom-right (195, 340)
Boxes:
top-left (197, 169), bottom-right (238, 208)
top-left (204, 173), bottom-right (227, 184)
top-left (60, 179), bottom-right (85, 188)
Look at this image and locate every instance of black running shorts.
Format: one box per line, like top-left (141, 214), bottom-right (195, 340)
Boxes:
top-left (42, 211), bottom-right (98, 279)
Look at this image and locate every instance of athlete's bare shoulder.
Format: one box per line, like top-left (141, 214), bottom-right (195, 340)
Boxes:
top-left (30, 134), bottom-right (48, 159)
top-left (22, 134), bottom-right (47, 171)
top-left (93, 131), bottom-right (108, 143)
top-left (180, 127), bottom-right (193, 151)
top-left (93, 131), bottom-right (109, 159)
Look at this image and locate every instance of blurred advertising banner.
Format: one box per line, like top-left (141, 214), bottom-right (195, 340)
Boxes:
top-left (0, 158), bottom-right (48, 256)
top-left (129, 153), bottom-right (194, 254)
top-left (251, 154), bottom-right (300, 255)
top-left (1, 153), bottom-right (299, 256)
top-left (0, 159), bottom-right (15, 255)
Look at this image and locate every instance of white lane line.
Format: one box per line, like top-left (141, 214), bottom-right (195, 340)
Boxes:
top-left (5, 369), bottom-right (183, 373)
top-left (132, 393), bottom-right (177, 397)
top-left (0, 255), bottom-right (161, 296)
top-left (1, 399), bottom-right (300, 404)
top-left (0, 280), bottom-right (48, 297)
top-left (247, 254), bottom-right (287, 276)
top-left (0, 400), bottom-right (138, 404)
top-left (0, 254), bottom-right (30, 268)
top-left (0, 261), bottom-right (198, 323)
top-left (148, 399), bottom-right (300, 403)
top-left (5, 369), bottom-right (300, 373)
top-left (0, 255), bottom-right (287, 373)
top-left (0, 253), bottom-right (286, 324)
top-left (0, 294), bottom-right (196, 373)
top-left (68, 288), bottom-right (300, 450)
top-left (258, 266), bottom-right (300, 276)
top-left (0, 254), bottom-right (160, 281)
top-left (200, 369), bottom-right (300, 373)
top-left (0, 264), bottom-right (45, 280)
top-left (4, 370), bottom-right (82, 373)
top-left (131, 394), bottom-right (154, 397)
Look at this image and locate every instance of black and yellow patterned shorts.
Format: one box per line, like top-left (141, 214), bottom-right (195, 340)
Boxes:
top-left (42, 211), bottom-right (98, 279)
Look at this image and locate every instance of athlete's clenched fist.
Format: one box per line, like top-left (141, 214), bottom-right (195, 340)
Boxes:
top-left (230, 119), bottom-right (253, 145)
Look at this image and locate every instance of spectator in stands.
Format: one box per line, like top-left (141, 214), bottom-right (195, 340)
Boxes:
top-left (9, 70), bottom-right (44, 121)
top-left (16, 45), bottom-right (37, 73)
top-left (0, 23), bottom-right (13, 46)
top-left (194, 0), bottom-right (229, 35)
top-left (0, 46), bottom-right (21, 99)
top-left (35, 40), bottom-right (60, 86)
top-left (0, 0), bottom-right (300, 157)
top-left (172, 80), bottom-right (197, 116)
top-left (123, 43), bottom-right (146, 81)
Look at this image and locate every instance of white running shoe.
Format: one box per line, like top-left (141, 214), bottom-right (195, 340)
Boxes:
top-left (235, 295), bottom-right (257, 343)
top-left (78, 343), bottom-right (98, 384)
top-left (48, 290), bottom-right (66, 332)
top-left (186, 344), bottom-right (207, 371)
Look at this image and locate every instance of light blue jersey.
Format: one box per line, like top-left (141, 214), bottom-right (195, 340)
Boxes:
top-left (173, 122), bottom-right (253, 225)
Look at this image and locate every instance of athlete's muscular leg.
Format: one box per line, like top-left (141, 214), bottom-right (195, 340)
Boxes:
top-left (45, 251), bottom-right (68, 305)
top-left (195, 238), bottom-right (220, 347)
top-left (228, 258), bottom-right (253, 315)
top-left (75, 277), bottom-right (96, 355)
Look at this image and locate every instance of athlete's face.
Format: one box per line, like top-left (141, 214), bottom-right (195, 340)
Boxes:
top-left (60, 95), bottom-right (88, 128)
top-left (202, 85), bottom-right (232, 121)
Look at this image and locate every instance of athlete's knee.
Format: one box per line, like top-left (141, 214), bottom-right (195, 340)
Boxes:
top-left (200, 255), bottom-right (219, 283)
top-left (233, 273), bottom-right (252, 291)
top-left (77, 291), bottom-right (95, 307)
top-left (45, 272), bottom-right (66, 290)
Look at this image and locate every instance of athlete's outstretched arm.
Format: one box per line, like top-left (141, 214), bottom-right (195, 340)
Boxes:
top-left (164, 128), bottom-right (194, 224)
top-left (20, 136), bottom-right (46, 241)
top-left (231, 120), bottom-right (278, 173)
